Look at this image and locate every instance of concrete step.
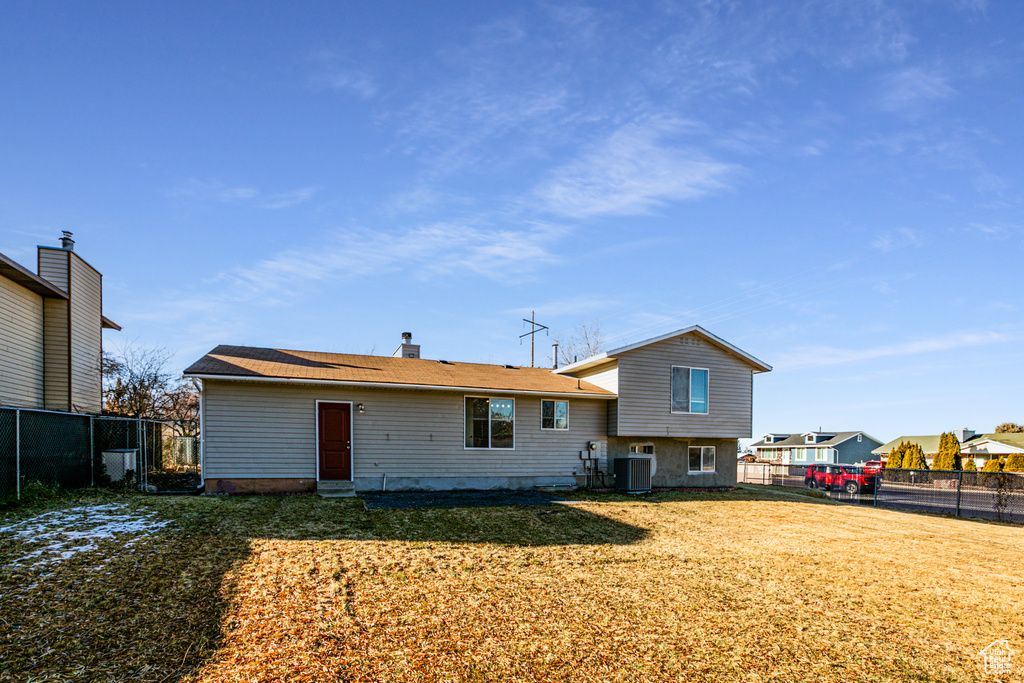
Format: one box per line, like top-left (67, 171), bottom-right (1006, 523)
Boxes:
top-left (317, 480), bottom-right (356, 498)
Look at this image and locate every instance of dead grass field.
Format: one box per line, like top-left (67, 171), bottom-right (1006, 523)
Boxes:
top-left (1, 487), bottom-right (1021, 682)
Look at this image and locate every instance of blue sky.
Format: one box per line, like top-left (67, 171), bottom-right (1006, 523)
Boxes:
top-left (1, 1), bottom-right (1021, 442)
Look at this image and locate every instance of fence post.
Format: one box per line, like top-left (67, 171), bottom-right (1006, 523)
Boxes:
top-left (89, 416), bottom-right (94, 487)
top-left (955, 469), bottom-right (962, 518)
top-left (873, 469), bottom-right (878, 508)
top-left (15, 409), bottom-right (20, 501)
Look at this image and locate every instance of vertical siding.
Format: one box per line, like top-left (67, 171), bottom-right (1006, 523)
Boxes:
top-left (38, 248), bottom-right (69, 293)
top-left (615, 332), bottom-right (754, 438)
top-left (202, 381), bottom-right (607, 481)
top-left (42, 298), bottom-right (70, 411)
top-left (68, 255), bottom-right (103, 412)
top-left (0, 277), bottom-right (44, 408)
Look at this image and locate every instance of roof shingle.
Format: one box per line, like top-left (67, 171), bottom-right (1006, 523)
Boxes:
top-left (184, 345), bottom-right (616, 397)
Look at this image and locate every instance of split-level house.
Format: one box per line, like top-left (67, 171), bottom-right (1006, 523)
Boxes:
top-left (749, 431), bottom-right (882, 465)
top-left (183, 326), bottom-right (771, 494)
top-left (0, 233), bottom-right (119, 413)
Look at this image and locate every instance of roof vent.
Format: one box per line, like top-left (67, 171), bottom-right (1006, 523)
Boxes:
top-left (437, 359), bottom-right (453, 365)
top-left (503, 364), bottom-right (516, 369)
top-left (60, 231), bottom-right (75, 251)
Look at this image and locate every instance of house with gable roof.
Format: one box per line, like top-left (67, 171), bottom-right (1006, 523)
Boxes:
top-left (750, 431), bottom-right (883, 465)
top-left (184, 325), bottom-right (771, 494)
top-left (0, 232), bottom-right (120, 413)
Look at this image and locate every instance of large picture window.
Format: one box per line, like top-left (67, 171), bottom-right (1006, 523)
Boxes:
top-left (541, 400), bottom-right (569, 430)
top-left (465, 397), bottom-right (515, 449)
top-left (671, 366), bottom-right (709, 414)
top-left (688, 446), bottom-right (716, 473)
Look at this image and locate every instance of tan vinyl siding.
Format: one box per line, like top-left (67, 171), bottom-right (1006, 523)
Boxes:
top-left (68, 255), bottom-right (103, 412)
top-left (606, 400), bottom-right (618, 437)
top-left (202, 380), bottom-right (607, 480)
top-left (614, 332), bottom-right (754, 438)
top-left (38, 248), bottom-right (69, 293)
top-left (572, 361), bottom-right (618, 393)
top-left (0, 277), bottom-right (44, 407)
top-left (42, 298), bottom-right (69, 410)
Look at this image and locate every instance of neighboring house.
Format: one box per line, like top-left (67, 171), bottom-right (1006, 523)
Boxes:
top-left (183, 325), bottom-right (771, 494)
top-left (870, 428), bottom-right (1011, 468)
top-left (749, 431), bottom-right (883, 465)
top-left (959, 433), bottom-right (1024, 469)
top-left (0, 232), bottom-right (119, 413)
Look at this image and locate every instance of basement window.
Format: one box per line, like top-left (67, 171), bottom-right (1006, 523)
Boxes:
top-left (688, 446), bottom-right (716, 473)
top-left (541, 400), bottom-right (569, 430)
top-left (465, 397), bottom-right (514, 449)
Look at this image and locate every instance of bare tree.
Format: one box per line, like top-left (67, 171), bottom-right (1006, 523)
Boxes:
top-left (102, 342), bottom-right (197, 424)
top-left (550, 321), bottom-right (605, 367)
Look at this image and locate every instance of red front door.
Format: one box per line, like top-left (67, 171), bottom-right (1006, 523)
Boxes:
top-left (318, 402), bottom-right (352, 480)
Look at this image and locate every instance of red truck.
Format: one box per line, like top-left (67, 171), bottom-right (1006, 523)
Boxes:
top-left (804, 464), bottom-right (878, 495)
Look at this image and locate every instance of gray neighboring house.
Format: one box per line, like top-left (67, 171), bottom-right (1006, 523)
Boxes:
top-left (0, 232), bottom-right (120, 413)
top-left (183, 325), bottom-right (771, 494)
top-left (750, 431), bottom-right (883, 466)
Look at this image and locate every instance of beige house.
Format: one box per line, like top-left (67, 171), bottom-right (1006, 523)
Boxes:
top-left (0, 233), bottom-right (119, 413)
top-left (184, 326), bottom-right (771, 494)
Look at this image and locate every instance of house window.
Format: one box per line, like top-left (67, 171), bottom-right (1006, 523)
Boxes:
top-left (541, 400), bottom-right (569, 430)
top-left (629, 443), bottom-right (654, 455)
top-left (671, 367), bottom-right (709, 414)
top-left (688, 446), bottom-right (716, 473)
top-left (465, 397), bottom-right (514, 449)
top-left (857, 434), bottom-right (862, 442)
top-left (815, 449), bottom-right (827, 462)
top-left (795, 448), bottom-right (806, 462)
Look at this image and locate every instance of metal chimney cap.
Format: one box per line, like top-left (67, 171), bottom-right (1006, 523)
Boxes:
top-left (401, 332), bottom-right (412, 340)
top-left (59, 231), bottom-right (75, 251)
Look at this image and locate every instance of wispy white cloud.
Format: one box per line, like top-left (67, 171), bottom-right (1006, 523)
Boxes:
top-left (533, 120), bottom-right (736, 218)
top-left (258, 187), bottom-right (320, 210)
top-left (871, 227), bottom-right (922, 252)
top-left (170, 179), bottom-right (257, 202)
top-left (219, 221), bottom-right (568, 298)
top-left (878, 66), bottom-right (955, 112)
top-left (776, 331), bottom-right (1011, 370)
top-left (307, 50), bottom-right (377, 99)
top-left (169, 180), bottom-right (318, 209)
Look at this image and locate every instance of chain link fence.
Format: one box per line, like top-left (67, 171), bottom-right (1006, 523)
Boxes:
top-left (877, 468), bottom-right (1024, 523)
top-left (738, 462), bottom-right (1024, 522)
top-left (0, 407), bottom-right (200, 501)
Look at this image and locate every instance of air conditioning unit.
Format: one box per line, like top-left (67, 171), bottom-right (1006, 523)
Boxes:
top-left (614, 457), bottom-right (652, 493)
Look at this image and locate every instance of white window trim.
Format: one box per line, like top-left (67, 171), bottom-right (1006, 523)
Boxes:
top-left (688, 445), bottom-right (716, 474)
top-left (670, 365), bottom-right (710, 415)
top-left (815, 448), bottom-right (827, 462)
top-left (540, 399), bottom-right (570, 431)
top-left (314, 400), bottom-right (355, 482)
top-left (463, 395), bottom-right (516, 450)
top-left (795, 448), bottom-right (806, 462)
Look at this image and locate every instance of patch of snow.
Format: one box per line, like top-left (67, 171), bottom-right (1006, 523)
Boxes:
top-left (0, 503), bottom-right (173, 570)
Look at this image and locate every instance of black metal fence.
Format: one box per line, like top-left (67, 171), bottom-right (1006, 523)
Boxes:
top-left (0, 407), bottom-right (200, 501)
top-left (877, 468), bottom-right (1024, 524)
top-left (738, 462), bottom-right (1024, 523)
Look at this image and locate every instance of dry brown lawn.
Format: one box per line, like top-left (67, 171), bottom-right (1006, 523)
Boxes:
top-left (0, 487), bottom-right (1021, 682)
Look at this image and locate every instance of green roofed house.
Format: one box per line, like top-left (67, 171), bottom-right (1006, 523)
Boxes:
top-left (749, 431), bottom-right (882, 466)
top-left (184, 325), bottom-right (772, 495)
top-left (871, 428), bottom-right (1023, 469)
top-left (960, 432), bottom-right (1024, 469)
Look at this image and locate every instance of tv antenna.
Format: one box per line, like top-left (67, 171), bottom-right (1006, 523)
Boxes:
top-left (519, 310), bottom-right (548, 367)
